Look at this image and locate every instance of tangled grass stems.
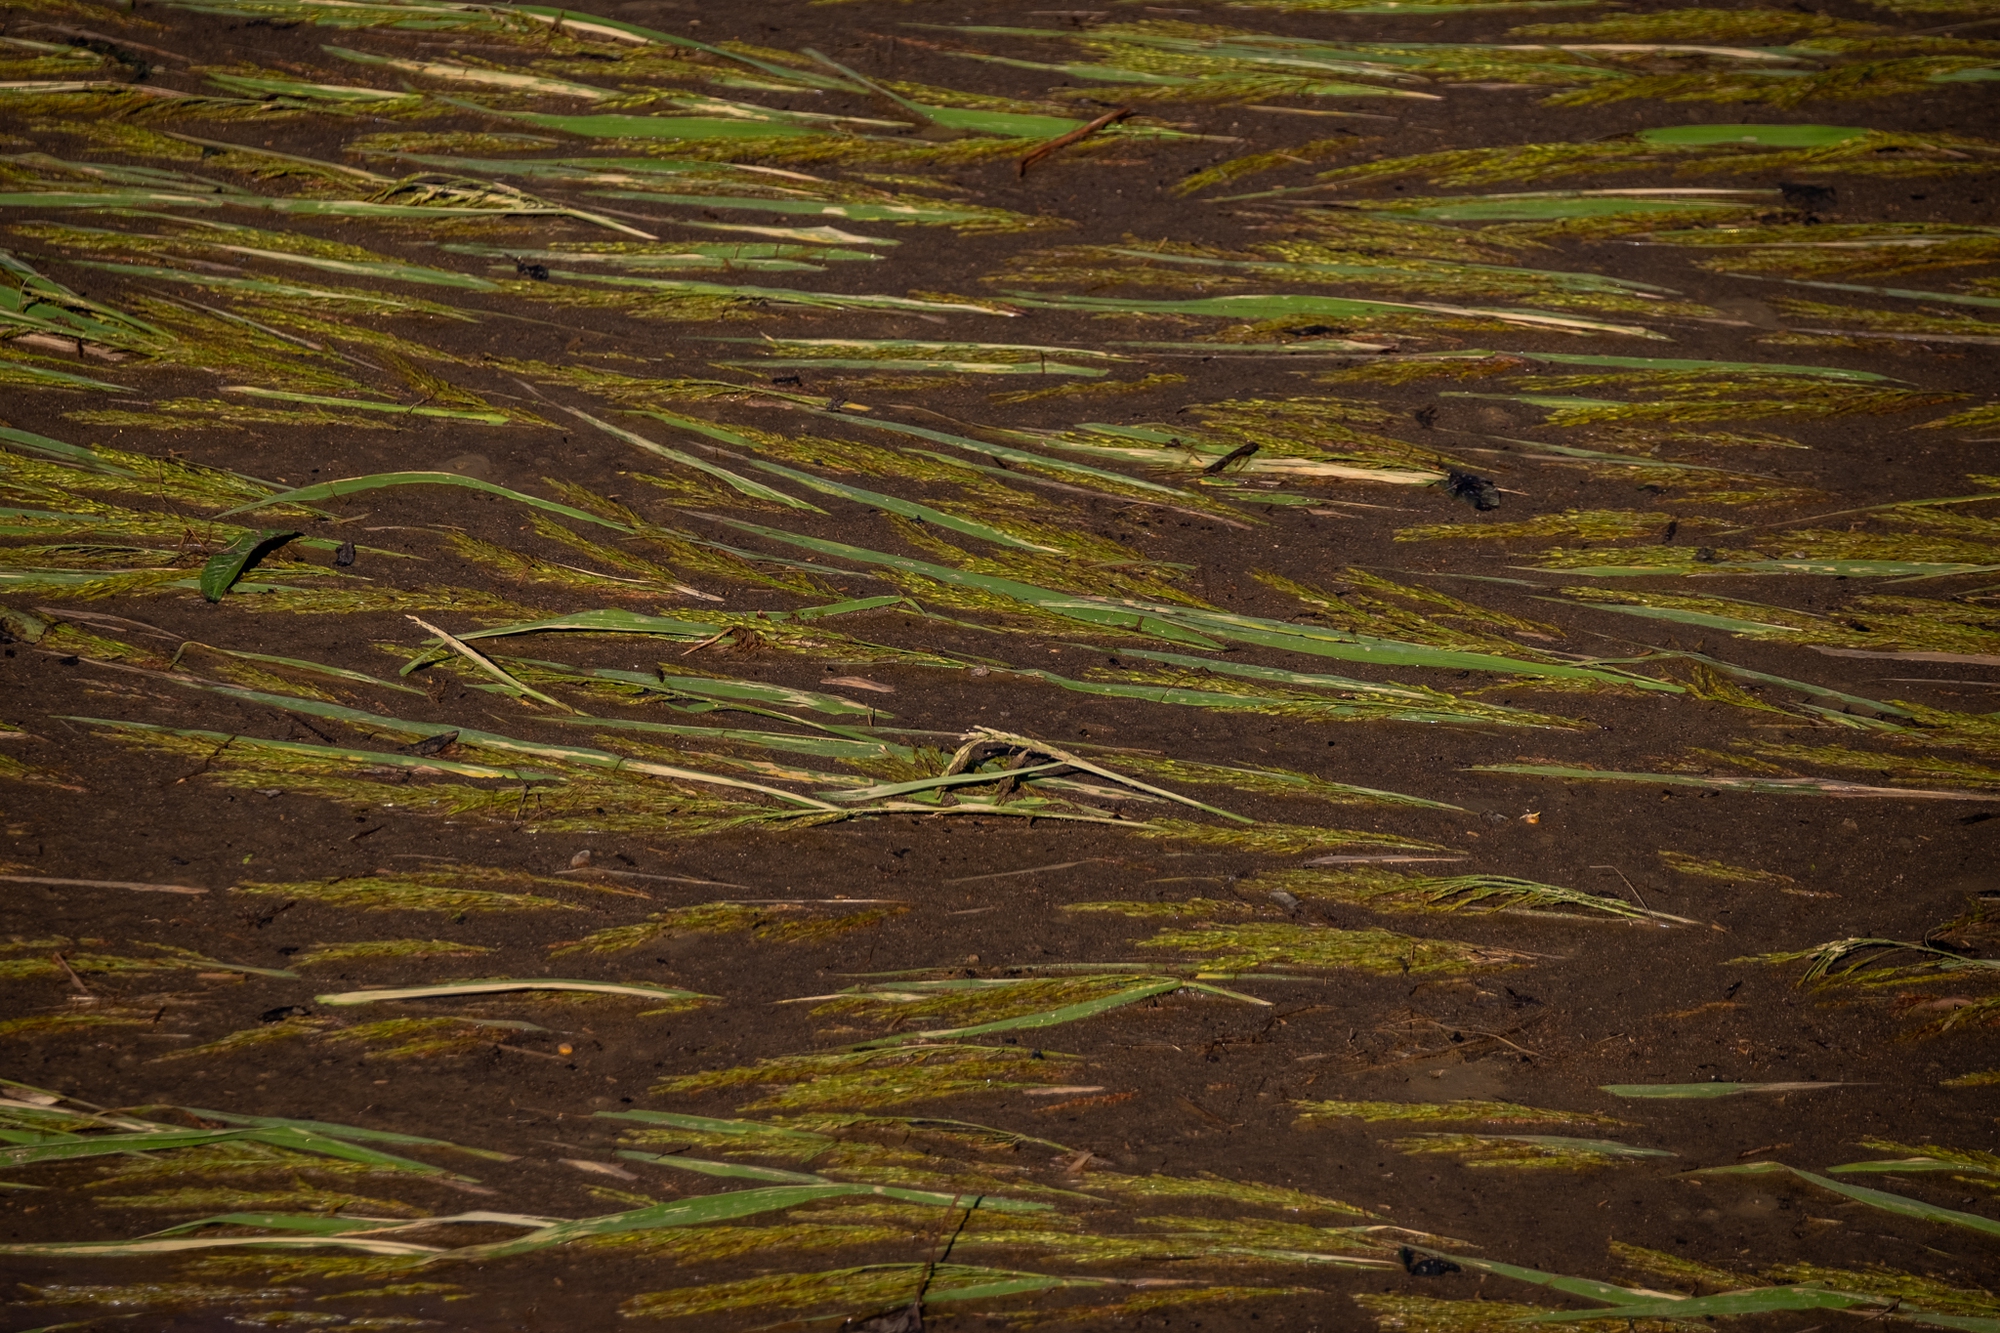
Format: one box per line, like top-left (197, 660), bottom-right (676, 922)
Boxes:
top-left (1386, 1134), bottom-right (1672, 1169)
top-left (1294, 1100), bottom-right (1628, 1128)
top-left (650, 1045), bottom-right (1083, 1111)
top-left (1260, 867), bottom-right (1694, 924)
top-left (1138, 923), bottom-right (1532, 974)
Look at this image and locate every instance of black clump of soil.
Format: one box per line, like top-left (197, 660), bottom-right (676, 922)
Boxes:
top-left (1445, 469), bottom-right (1501, 511)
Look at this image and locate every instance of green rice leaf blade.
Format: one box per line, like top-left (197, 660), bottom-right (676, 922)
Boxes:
top-left (1696, 1162), bottom-right (2000, 1237)
top-left (199, 529), bottom-right (299, 603)
top-left (213, 473), bottom-right (627, 529)
top-left (314, 980), bottom-right (714, 1006)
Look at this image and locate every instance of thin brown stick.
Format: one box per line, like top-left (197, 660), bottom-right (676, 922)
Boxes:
top-left (1590, 864), bottom-right (1650, 911)
top-left (52, 953), bottom-right (92, 996)
top-left (0, 874), bottom-right (206, 896)
top-left (1018, 106), bottom-right (1132, 178)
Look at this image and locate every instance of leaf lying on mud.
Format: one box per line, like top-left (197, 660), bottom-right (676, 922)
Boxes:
top-left (1697, 1161), bottom-right (2000, 1238)
top-left (1600, 1082), bottom-right (1852, 1098)
top-left (315, 980), bottom-right (714, 1006)
top-left (1295, 1100), bottom-right (1629, 1127)
top-left (198, 529), bottom-right (299, 603)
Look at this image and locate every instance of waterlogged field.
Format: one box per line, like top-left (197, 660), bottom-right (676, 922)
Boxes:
top-left (0, 0), bottom-right (1996, 1328)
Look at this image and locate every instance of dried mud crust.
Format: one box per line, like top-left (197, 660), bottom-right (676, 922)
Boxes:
top-left (1, 0), bottom-right (1999, 1329)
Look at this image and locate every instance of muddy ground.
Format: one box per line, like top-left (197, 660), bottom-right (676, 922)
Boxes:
top-left (1, 0), bottom-right (1998, 1329)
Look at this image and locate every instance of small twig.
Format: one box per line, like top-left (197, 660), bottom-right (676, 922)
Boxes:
top-left (1018, 106), bottom-right (1132, 177)
top-left (1202, 442), bottom-right (1260, 475)
top-left (172, 733), bottom-right (237, 786)
top-left (1590, 864), bottom-right (1649, 911)
top-left (52, 953), bottom-right (92, 996)
top-left (678, 629), bottom-right (732, 657)
top-left (406, 615), bottom-right (575, 712)
top-left (916, 1195), bottom-right (982, 1308)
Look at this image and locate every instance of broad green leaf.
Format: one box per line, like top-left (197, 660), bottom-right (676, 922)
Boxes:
top-left (198, 528), bottom-right (299, 602)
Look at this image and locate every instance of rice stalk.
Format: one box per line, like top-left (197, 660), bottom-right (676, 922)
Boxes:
top-left (553, 902), bottom-right (899, 956)
top-left (1656, 852), bottom-right (1798, 889)
top-left (290, 940), bottom-right (494, 966)
top-left (234, 869), bottom-right (581, 915)
top-left (651, 1045), bottom-right (1082, 1111)
top-left (1089, 1171), bottom-right (1375, 1217)
top-left (1138, 922), bottom-right (1531, 974)
top-left (1260, 867), bottom-right (1693, 923)
top-left (1137, 818), bottom-right (1450, 857)
top-left (1294, 1100), bottom-right (1627, 1127)
top-left (1386, 1133), bottom-right (1672, 1168)
top-left (619, 1262), bottom-right (1104, 1321)
top-left (90, 1187), bottom-right (425, 1216)
top-left (1353, 1294), bottom-right (1685, 1333)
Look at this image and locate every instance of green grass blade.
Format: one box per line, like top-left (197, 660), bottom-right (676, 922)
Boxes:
top-left (0, 1128), bottom-right (254, 1167)
top-left (408, 616), bottom-right (575, 713)
top-left (1531, 1288), bottom-right (1882, 1322)
top-left (739, 458), bottom-right (1061, 552)
top-left (1698, 1162), bottom-right (2000, 1238)
top-left (213, 471), bottom-right (628, 528)
top-left (618, 1151), bottom-right (830, 1184)
top-left (1424, 1253), bottom-right (1655, 1305)
top-left (222, 386), bottom-right (506, 423)
top-left (170, 643), bottom-right (426, 696)
top-left (178, 1109), bottom-right (514, 1161)
top-left (1636, 123), bottom-right (1870, 147)
top-left (1600, 1082), bottom-right (1848, 1098)
top-left (117, 682), bottom-right (852, 809)
top-left (0, 1232), bottom-right (446, 1258)
top-left (67, 718), bottom-right (555, 781)
top-left (1473, 765), bottom-right (1993, 800)
top-left (858, 979), bottom-right (1190, 1046)
top-left (564, 408), bottom-right (820, 510)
